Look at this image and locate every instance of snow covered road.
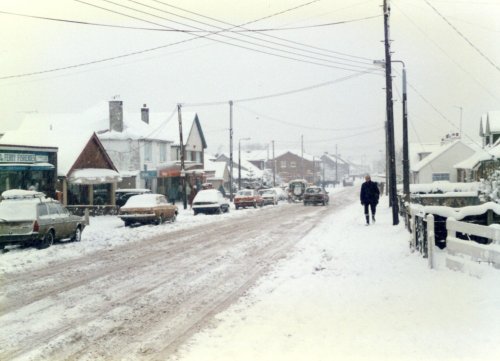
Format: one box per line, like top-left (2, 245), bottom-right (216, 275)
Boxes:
top-left (0, 188), bottom-right (354, 360)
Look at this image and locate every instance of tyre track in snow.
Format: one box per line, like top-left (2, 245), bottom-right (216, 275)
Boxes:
top-left (0, 188), bottom-right (357, 360)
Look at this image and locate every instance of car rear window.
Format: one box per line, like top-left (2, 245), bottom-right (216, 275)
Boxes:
top-left (0, 200), bottom-right (37, 221)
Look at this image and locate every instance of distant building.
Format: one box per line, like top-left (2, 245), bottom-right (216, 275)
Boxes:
top-left (320, 153), bottom-right (350, 183)
top-left (265, 151), bottom-right (320, 184)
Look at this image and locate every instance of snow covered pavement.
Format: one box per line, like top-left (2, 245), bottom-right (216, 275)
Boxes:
top-left (171, 197), bottom-right (500, 361)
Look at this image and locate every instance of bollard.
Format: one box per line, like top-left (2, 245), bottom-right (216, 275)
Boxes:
top-left (426, 214), bottom-right (435, 269)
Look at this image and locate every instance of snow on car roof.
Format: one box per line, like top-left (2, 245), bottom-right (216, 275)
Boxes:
top-left (193, 189), bottom-right (221, 202)
top-left (121, 193), bottom-right (163, 208)
top-left (1, 189), bottom-right (46, 200)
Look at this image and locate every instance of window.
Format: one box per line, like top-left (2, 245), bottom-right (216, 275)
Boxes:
top-left (159, 143), bottom-right (167, 162)
top-left (280, 160), bottom-right (286, 168)
top-left (290, 161), bottom-right (296, 168)
top-left (432, 173), bottom-right (450, 181)
top-left (144, 141), bottom-right (152, 162)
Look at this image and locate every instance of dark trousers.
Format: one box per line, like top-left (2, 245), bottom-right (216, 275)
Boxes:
top-left (364, 203), bottom-right (377, 223)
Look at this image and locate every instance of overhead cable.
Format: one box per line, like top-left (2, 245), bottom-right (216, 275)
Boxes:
top-left (424, 0), bottom-right (500, 72)
top-left (0, 0), bottom-right (321, 80)
top-left (91, 0), bottom-right (374, 70)
top-left (0, 10), bottom-right (380, 33)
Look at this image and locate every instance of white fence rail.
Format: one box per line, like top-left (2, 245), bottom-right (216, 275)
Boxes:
top-left (446, 218), bottom-right (500, 271)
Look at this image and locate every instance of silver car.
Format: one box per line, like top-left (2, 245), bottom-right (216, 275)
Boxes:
top-left (0, 190), bottom-right (86, 250)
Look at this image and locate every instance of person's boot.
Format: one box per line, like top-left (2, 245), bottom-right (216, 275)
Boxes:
top-left (372, 215), bottom-right (376, 223)
top-left (365, 215), bottom-right (370, 225)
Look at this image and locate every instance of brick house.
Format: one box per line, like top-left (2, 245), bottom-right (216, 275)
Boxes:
top-left (266, 151), bottom-right (319, 184)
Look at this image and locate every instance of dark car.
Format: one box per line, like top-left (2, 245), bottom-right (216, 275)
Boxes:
top-left (303, 186), bottom-right (329, 206)
top-left (115, 188), bottom-right (152, 208)
top-left (0, 190), bottom-right (86, 250)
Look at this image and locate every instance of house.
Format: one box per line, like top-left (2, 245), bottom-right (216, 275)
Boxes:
top-left (411, 140), bottom-right (475, 184)
top-left (321, 153), bottom-right (350, 183)
top-left (265, 150), bottom-right (320, 184)
top-left (0, 130), bottom-right (120, 207)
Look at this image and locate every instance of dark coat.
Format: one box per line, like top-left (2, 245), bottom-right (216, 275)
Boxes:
top-left (360, 181), bottom-right (380, 205)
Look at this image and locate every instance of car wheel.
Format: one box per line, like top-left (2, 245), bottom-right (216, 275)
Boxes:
top-left (322, 200), bottom-right (326, 206)
top-left (72, 226), bottom-right (82, 242)
top-left (124, 220), bottom-right (132, 227)
top-left (253, 202), bottom-right (257, 208)
top-left (235, 205), bottom-right (239, 210)
top-left (156, 215), bottom-right (164, 225)
top-left (38, 230), bottom-right (54, 249)
top-left (217, 207), bottom-right (223, 214)
top-left (303, 201), bottom-right (307, 206)
top-left (225, 206), bottom-right (230, 213)
top-left (170, 213), bottom-right (177, 222)
top-left (193, 210), bottom-right (198, 216)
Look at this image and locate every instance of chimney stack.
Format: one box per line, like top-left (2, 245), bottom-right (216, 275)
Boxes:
top-left (109, 100), bottom-right (123, 132)
top-left (141, 104), bottom-right (149, 124)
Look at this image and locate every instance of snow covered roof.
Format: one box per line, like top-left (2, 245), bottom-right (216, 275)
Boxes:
top-left (160, 112), bottom-right (206, 148)
top-left (204, 159), bottom-right (227, 180)
top-left (0, 129), bottom-right (97, 176)
top-left (411, 140), bottom-right (474, 172)
top-left (322, 153), bottom-right (349, 165)
top-left (454, 148), bottom-right (494, 169)
top-left (409, 142), bottom-right (441, 168)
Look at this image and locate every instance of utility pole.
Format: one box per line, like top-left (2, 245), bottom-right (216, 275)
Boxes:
top-left (272, 140), bottom-right (276, 187)
top-left (400, 63), bottom-right (410, 205)
top-left (229, 101), bottom-right (234, 202)
top-left (383, 0), bottom-right (399, 225)
top-left (301, 134), bottom-right (304, 180)
top-left (177, 104), bottom-right (187, 210)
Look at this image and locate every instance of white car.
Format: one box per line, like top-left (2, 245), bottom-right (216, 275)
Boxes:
top-left (259, 189), bottom-right (278, 206)
top-left (192, 190), bottom-right (230, 215)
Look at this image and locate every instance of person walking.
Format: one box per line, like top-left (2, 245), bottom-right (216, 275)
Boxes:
top-left (360, 175), bottom-right (380, 225)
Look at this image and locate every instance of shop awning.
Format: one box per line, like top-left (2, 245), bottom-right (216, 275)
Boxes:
top-left (68, 168), bottom-right (122, 185)
top-left (158, 162), bottom-right (204, 178)
top-left (0, 163), bottom-right (55, 171)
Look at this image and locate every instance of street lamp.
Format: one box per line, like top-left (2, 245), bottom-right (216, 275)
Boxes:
top-left (238, 137), bottom-right (251, 190)
top-left (374, 59), bottom-right (410, 209)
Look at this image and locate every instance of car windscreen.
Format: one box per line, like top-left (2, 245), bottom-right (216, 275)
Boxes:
top-left (306, 188), bottom-right (321, 194)
top-left (237, 191), bottom-right (252, 196)
top-left (0, 200), bottom-right (37, 221)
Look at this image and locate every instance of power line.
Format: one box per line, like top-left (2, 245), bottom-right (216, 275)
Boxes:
top-left (183, 69), bottom-right (381, 107)
top-left (423, 0), bottom-right (500, 72)
top-left (236, 103), bottom-right (381, 131)
top-left (392, 2), bottom-right (500, 103)
top-left (91, 0), bottom-right (375, 70)
top-left (0, 10), bottom-right (380, 33)
top-left (149, 0), bottom-right (376, 63)
top-left (0, 0), bottom-right (329, 80)
top-left (273, 126), bottom-right (384, 144)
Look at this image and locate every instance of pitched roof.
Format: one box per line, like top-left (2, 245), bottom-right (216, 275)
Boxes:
top-left (411, 140), bottom-right (474, 172)
top-left (487, 110), bottom-right (500, 133)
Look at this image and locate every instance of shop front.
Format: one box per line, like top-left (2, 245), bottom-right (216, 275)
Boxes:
top-left (158, 161), bottom-right (205, 204)
top-left (0, 145), bottom-right (58, 198)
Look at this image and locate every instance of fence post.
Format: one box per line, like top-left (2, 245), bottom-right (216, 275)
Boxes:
top-left (426, 214), bottom-right (434, 269)
top-left (411, 212), bottom-right (417, 250)
top-left (84, 208), bottom-right (90, 226)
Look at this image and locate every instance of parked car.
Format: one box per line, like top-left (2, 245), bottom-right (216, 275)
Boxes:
top-left (115, 188), bottom-right (152, 208)
top-left (0, 190), bottom-right (86, 250)
top-left (192, 189), bottom-right (230, 215)
top-left (303, 186), bottom-right (329, 206)
top-left (234, 189), bottom-right (264, 209)
top-left (119, 193), bottom-right (177, 226)
top-left (259, 189), bottom-right (278, 206)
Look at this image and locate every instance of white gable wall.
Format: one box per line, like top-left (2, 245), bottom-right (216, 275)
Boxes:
top-left (415, 142), bottom-right (475, 184)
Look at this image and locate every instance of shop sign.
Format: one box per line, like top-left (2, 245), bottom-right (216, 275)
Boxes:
top-left (0, 152), bottom-right (49, 163)
top-left (140, 170), bottom-right (158, 179)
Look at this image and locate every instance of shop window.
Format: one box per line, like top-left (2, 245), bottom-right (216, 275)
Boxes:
top-left (290, 161), bottom-right (297, 168)
top-left (280, 160), bottom-right (286, 168)
top-left (93, 183), bottom-right (111, 205)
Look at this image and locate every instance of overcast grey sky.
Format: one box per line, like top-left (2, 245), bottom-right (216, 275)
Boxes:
top-left (0, 0), bottom-right (499, 166)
